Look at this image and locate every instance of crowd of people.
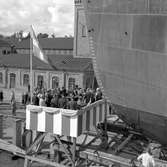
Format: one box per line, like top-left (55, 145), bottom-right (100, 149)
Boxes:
top-left (30, 85), bottom-right (103, 110)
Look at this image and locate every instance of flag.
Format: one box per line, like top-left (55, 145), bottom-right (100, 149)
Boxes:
top-left (30, 26), bottom-right (49, 64)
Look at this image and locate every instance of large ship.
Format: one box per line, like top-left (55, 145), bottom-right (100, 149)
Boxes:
top-left (83, 0), bottom-right (167, 145)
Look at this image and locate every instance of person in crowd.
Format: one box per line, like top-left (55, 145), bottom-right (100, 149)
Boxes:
top-left (61, 87), bottom-right (67, 97)
top-left (29, 86), bottom-right (102, 108)
top-left (45, 90), bottom-right (52, 107)
top-left (77, 95), bottom-right (86, 109)
top-left (73, 85), bottom-right (79, 97)
top-left (67, 96), bottom-right (78, 110)
top-left (58, 94), bottom-right (67, 109)
top-left (89, 89), bottom-right (95, 104)
top-left (38, 94), bottom-right (46, 106)
top-left (22, 92), bottom-right (25, 105)
top-left (137, 147), bottom-right (155, 167)
top-left (32, 92), bottom-right (39, 106)
top-left (84, 88), bottom-right (92, 104)
top-left (50, 94), bottom-right (59, 108)
top-left (11, 90), bottom-right (16, 116)
top-left (95, 87), bottom-right (103, 101)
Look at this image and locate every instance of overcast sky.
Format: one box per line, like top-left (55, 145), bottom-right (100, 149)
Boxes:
top-left (0, 0), bottom-right (74, 37)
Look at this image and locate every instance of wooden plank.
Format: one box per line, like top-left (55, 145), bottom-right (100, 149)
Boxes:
top-left (25, 155), bottom-right (66, 167)
top-left (0, 115), bottom-right (3, 138)
top-left (24, 158), bottom-right (30, 167)
top-left (81, 99), bottom-right (106, 112)
top-left (3, 114), bottom-right (25, 120)
top-left (80, 148), bottom-right (132, 167)
top-left (72, 137), bottom-right (76, 167)
top-left (61, 158), bottom-right (69, 165)
top-left (12, 119), bottom-right (22, 147)
top-left (0, 139), bottom-right (25, 157)
top-left (26, 132), bottom-right (45, 154)
top-left (54, 135), bottom-right (74, 166)
top-left (0, 139), bottom-right (66, 167)
top-left (114, 134), bottom-right (134, 154)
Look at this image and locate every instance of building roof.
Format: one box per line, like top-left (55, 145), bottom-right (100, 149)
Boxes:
top-left (11, 37), bottom-right (74, 50)
top-left (0, 53), bottom-right (93, 72)
top-left (0, 53), bottom-right (52, 70)
top-left (48, 54), bottom-right (93, 72)
top-left (0, 39), bottom-right (11, 48)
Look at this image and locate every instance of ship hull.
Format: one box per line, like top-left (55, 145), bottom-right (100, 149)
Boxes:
top-left (83, 0), bottom-right (167, 145)
top-left (114, 104), bottom-right (167, 145)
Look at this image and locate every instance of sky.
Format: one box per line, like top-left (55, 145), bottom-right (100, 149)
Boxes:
top-left (0, 0), bottom-right (74, 37)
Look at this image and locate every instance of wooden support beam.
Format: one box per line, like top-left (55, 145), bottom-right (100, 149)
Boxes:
top-left (54, 135), bottom-right (74, 166)
top-left (26, 132), bottom-right (45, 155)
top-left (104, 99), bottom-right (108, 133)
top-left (80, 148), bottom-right (132, 167)
top-left (2, 114), bottom-right (25, 120)
top-left (61, 158), bottom-right (69, 165)
top-left (50, 138), bottom-right (166, 167)
top-left (114, 134), bottom-right (134, 154)
top-left (12, 119), bottom-right (22, 147)
top-left (49, 142), bottom-right (61, 163)
top-left (72, 137), bottom-right (76, 167)
top-left (24, 136), bottom-right (167, 167)
top-left (79, 136), bottom-right (98, 150)
top-left (0, 115), bottom-right (3, 138)
top-left (49, 140), bottom-right (124, 166)
top-left (0, 139), bottom-right (25, 156)
top-left (49, 143), bottom-right (55, 161)
top-left (24, 157), bottom-right (30, 167)
top-left (25, 155), bottom-right (66, 167)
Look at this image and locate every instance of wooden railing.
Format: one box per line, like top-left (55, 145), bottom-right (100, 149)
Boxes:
top-left (26, 99), bottom-right (111, 138)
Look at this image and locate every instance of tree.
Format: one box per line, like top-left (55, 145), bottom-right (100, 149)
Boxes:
top-left (0, 34), bottom-right (4, 39)
top-left (37, 33), bottom-right (49, 38)
top-left (51, 33), bottom-right (56, 38)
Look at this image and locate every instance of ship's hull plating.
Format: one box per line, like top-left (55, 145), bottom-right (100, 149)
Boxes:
top-left (83, 0), bottom-right (167, 145)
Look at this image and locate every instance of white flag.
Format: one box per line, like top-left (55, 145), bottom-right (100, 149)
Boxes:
top-left (30, 26), bottom-right (49, 64)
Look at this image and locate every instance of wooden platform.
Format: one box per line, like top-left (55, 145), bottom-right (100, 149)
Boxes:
top-left (0, 100), bottom-right (167, 166)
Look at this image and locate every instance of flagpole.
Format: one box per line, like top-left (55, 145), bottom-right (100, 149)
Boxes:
top-left (30, 26), bottom-right (33, 104)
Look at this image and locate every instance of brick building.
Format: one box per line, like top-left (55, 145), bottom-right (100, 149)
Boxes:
top-left (0, 52), bottom-right (94, 102)
top-left (0, 39), bottom-right (13, 55)
top-left (12, 37), bottom-right (73, 55)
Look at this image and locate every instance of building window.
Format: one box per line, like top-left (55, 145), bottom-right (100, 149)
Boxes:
top-left (9, 73), bottom-right (16, 88)
top-left (23, 74), bottom-right (29, 86)
top-left (55, 50), bottom-right (59, 54)
top-left (50, 50), bottom-right (54, 54)
top-left (60, 50), bottom-right (64, 54)
top-left (64, 50), bottom-right (67, 54)
top-left (0, 72), bottom-right (3, 84)
top-left (37, 75), bottom-right (44, 88)
top-left (69, 50), bottom-right (73, 54)
top-left (2, 50), bottom-right (7, 54)
top-left (82, 25), bottom-right (86, 37)
top-left (44, 50), bottom-right (47, 54)
top-left (58, 50), bottom-right (61, 54)
top-left (52, 76), bottom-right (59, 89)
top-left (68, 77), bottom-right (75, 90)
top-left (86, 77), bottom-right (91, 89)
